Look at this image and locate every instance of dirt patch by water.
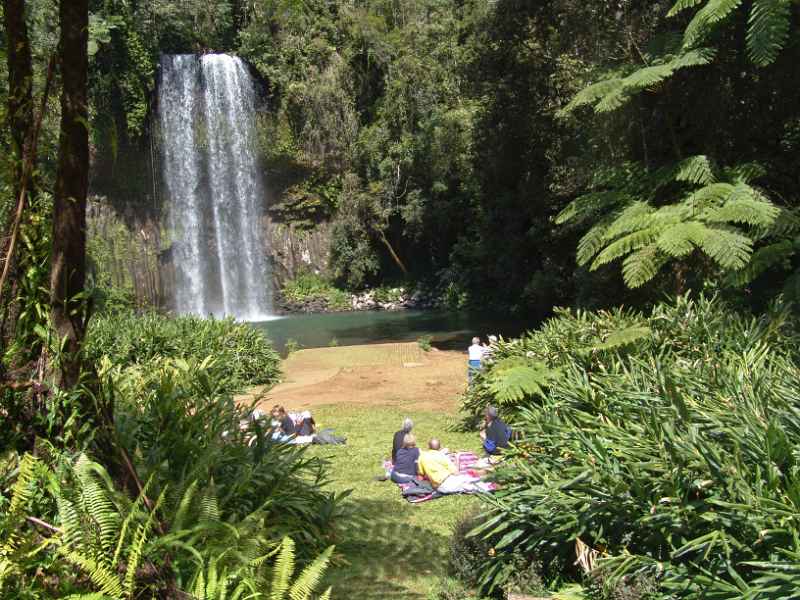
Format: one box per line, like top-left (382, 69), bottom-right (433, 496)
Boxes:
top-left (240, 342), bottom-right (469, 412)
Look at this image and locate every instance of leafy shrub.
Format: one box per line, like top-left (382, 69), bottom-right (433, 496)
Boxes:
top-left (373, 285), bottom-right (405, 304)
top-left (85, 311), bottom-right (281, 393)
top-left (282, 272), bottom-right (351, 311)
top-left (0, 449), bottom-right (336, 599)
top-left (106, 358), bottom-right (342, 546)
top-left (417, 334), bottom-right (433, 352)
top-left (448, 509), bottom-right (496, 590)
top-left (285, 337), bottom-right (301, 355)
top-left (0, 358), bottom-right (343, 598)
top-left (468, 296), bottom-right (800, 597)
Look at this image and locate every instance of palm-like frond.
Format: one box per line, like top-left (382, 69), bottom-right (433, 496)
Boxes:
top-left (683, 0), bottom-right (744, 49)
top-left (571, 156), bottom-right (779, 288)
top-left (488, 359), bottom-right (563, 404)
top-left (747, 0), bottom-right (793, 66)
top-left (622, 245), bottom-right (666, 288)
top-left (269, 537), bottom-right (295, 600)
top-left (288, 545), bottom-right (334, 600)
top-left (675, 155), bottom-right (716, 185)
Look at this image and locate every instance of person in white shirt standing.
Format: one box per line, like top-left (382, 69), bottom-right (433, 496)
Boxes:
top-left (468, 336), bottom-right (484, 385)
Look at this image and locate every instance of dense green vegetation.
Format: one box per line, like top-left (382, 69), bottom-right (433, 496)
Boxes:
top-left (86, 311), bottom-right (282, 393)
top-left (3, 0), bottom-right (800, 598)
top-left (460, 296), bottom-right (800, 597)
top-left (47, 0), bottom-right (793, 315)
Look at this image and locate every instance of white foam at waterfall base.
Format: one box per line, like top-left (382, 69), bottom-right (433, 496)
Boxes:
top-left (158, 54), bottom-right (273, 320)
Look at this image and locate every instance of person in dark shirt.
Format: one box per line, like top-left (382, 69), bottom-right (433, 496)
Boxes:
top-left (270, 405), bottom-right (296, 439)
top-left (480, 405), bottom-right (510, 455)
top-left (391, 417), bottom-right (414, 463)
top-left (391, 433), bottom-right (420, 483)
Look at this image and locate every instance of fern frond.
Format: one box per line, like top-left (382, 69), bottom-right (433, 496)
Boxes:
top-left (656, 221), bottom-right (706, 257)
top-left (577, 220), bottom-right (612, 266)
top-left (7, 454), bottom-right (40, 519)
top-left (685, 182), bottom-right (734, 211)
top-left (747, 0), bottom-right (792, 66)
top-left (602, 202), bottom-right (657, 240)
top-left (554, 191), bottom-right (628, 225)
top-left (622, 245), bottom-right (665, 288)
top-left (488, 359), bottom-right (562, 403)
top-left (668, 0), bottom-right (705, 16)
top-left (695, 225), bottom-right (753, 269)
top-left (721, 162), bottom-right (766, 184)
top-left (193, 564), bottom-right (208, 600)
top-left (317, 588), bottom-right (332, 600)
top-left (705, 183), bottom-right (779, 227)
top-left (270, 537), bottom-right (295, 600)
top-left (728, 240), bottom-right (794, 285)
top-left (287, 545), bottom-right (334, 600)
top-left (675, 155), bottom-right (716, 185)
top-left (560, 77), bottom-right (624, 114)
top-left (593, 49), bottom-right (715, 113)
top-left (63, 550), bottom-right (124, 597)
top-left (683, 0), bottom-right (744, 49)
top-left (123, 489), bottom-right (165, 599)
top-left (592, 227), bottom-right (661, 270)
top-left (113, 475), bottom-right (153, 568)
top-left (199, 492), bottom-right (221, 523)
top-left (172, 479), bottom-right (199, 531)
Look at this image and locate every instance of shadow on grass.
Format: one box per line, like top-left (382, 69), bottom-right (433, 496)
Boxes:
top-left (325, 497), bottom-right (452, 599)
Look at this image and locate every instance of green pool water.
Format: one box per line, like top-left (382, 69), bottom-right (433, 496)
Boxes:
top-left (251, 309), bottom-right (537, 356)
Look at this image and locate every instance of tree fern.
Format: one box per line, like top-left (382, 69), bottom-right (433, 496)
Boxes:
top-left (488, 358), bottom-right (563, 404)
top-left (563, 49), bottom-right (715, 114)
top-left (682, 0), bottom-right (744, 49)
top-left (747, 0), bottom-right (793, 66)
top-left (560, 156), bottom-right (780, 288)
top-left (675, 155), bottom-right (716, 185)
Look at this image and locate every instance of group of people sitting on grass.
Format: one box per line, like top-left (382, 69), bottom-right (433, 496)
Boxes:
top-left (386, 405), bottom-right (510, 495)
top-left (243, 405), bottom-right (345, 445)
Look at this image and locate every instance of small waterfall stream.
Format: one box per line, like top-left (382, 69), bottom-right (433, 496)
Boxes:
top-left (158, 54), bottom-right (272, 320)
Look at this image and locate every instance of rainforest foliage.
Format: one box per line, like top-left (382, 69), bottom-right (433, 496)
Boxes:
top-left (464, 296), bottom-right (800, 598)
top-left (89, 0), bottom-right (800, 313)
top-left (3, 0), bottom-right (800, 599)
top-left (4, 0), bottom-right (796, 314)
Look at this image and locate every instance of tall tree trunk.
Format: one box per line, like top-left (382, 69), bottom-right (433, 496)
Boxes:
top-left (51, 0), bottom-right (89, 389)
top-left (3, 0), bottom-right (34, 199)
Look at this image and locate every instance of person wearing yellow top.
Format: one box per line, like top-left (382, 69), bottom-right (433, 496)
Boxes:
top-left (418, 438), bottom-right (483, 494)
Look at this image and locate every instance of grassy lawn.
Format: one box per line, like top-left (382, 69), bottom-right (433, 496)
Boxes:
top-left (307, 403), bottom-right (482, 600)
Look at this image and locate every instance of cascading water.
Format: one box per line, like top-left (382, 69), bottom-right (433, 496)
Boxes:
top-left (158, 54), bottom-right (272, 320)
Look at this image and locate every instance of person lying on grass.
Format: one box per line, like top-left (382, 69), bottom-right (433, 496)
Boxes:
top-left (418, 438), bottom-right (484, 495)
top-left (391, 433), bottom-right (420, 484)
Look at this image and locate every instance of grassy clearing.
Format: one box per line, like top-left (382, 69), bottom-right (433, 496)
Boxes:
top-left (307, 403), bottom-right (482, 600)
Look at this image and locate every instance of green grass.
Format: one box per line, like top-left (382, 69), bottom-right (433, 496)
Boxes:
top-left (307, 404), bottom-right (482, 600)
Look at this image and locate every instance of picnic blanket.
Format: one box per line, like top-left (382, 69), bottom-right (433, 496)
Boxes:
top-left (383, 451), bottom-right (497, 503)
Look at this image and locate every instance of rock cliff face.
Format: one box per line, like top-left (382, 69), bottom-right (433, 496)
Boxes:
top-left (87, 197), bottom-right (334, 313)
top-left (265, 219), bottom-right (332, 289)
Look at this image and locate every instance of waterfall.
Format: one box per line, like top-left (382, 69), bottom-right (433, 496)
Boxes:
top-left (158, 54), bottom-right (272, 320)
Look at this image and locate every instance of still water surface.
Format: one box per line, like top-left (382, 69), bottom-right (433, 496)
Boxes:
top-left (251, 310), bottom-right (537, 356)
